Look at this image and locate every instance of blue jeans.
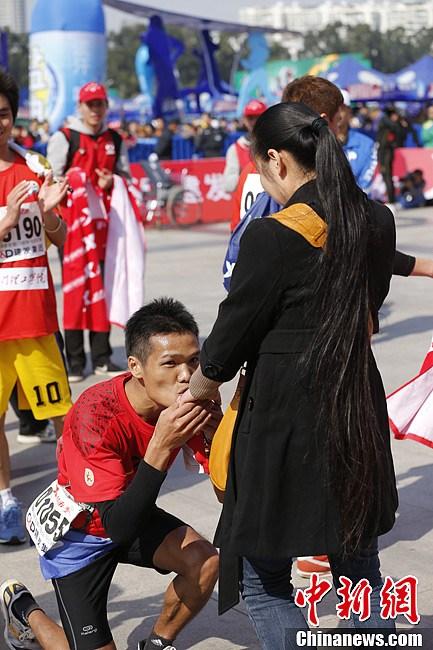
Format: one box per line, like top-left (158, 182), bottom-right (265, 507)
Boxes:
top-left (240, 540), bottom-right (395, 650)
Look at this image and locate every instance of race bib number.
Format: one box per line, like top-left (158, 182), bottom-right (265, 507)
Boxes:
top-left (0, 201), bottom-right (46, 263)
top-left (239, 173), bottom-right (264, 220)
top-left (26, 480), bottom-right (93, 556)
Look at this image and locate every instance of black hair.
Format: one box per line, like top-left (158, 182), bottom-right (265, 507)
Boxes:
top-left (125, 297), bottom-right (199, 362)
top-left (252, 102), bottom-right (385, 551)
top-left (0, 70), bottom-right (19, 121)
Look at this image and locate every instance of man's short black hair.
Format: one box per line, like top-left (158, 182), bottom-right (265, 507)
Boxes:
top-left (125, 297), bottom-right (199, 362)
top-left (0, 70), bottom-right (19, 121)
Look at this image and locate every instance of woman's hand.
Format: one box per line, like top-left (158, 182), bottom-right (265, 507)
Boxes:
top-left (177, 388), bottom-right (197, 407)
top-left (201, 400), bottom-right (223, 442)
top-left (38, 172), bottom-right (69, 214)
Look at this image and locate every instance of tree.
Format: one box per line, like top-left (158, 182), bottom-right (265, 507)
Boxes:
top-left (301, 22), bottom-right (433, 73)
top-left (107, 24), bottom-right (145, 98)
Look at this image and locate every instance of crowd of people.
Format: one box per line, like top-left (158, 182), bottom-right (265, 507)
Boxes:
top-left (14, 97), bottom-right (433, 210)
top-left (1, 66), bottom-right (433, 650)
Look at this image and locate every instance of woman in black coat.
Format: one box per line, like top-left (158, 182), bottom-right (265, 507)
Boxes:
top-left (181, 102), bottom-right (398, 648)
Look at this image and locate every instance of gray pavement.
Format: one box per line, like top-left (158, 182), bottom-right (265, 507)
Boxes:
top-left (2, 206), bottom-right (433, 649)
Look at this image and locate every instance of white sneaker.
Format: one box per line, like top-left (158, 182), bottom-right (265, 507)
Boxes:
top-left (94, 362), bottom-right (124, 377)
top-left (17, 422), bottom-right (56, 445)
top-left (0, 580), bottom-right (39, 649)
top-left (68, 368), bottom-right (85, 383)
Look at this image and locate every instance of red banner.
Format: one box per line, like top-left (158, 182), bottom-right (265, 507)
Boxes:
top-left (130, 158), bottom-right (233, 224)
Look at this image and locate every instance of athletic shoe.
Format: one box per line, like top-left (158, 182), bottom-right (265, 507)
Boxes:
top-left (94, 361), bottom-right (124, 377)
top-left (138, 642), bottom-right (176, 650)
top-left (17, 421), bottom-right (56, 445)
top-left (296, 555), bottom-right (331, 578)
top-left (0, 580), bottom-right (38, 649)
top-left (68, 367), bottom-right (84, 383)
top-left (0, 501), bottom-right (26, 545)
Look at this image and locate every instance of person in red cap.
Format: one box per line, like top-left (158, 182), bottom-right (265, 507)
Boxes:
top-left (47, 81), bottom-right (132, 384)
top-left (222, 99), bottom-right (267, 194)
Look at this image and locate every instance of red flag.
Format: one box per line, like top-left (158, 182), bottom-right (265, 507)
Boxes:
top-left (387, 334), bottom-right (433, 449)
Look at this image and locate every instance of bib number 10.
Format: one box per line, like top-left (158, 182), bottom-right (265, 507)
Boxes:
top-left (33, 381), bottom-right (61, 406)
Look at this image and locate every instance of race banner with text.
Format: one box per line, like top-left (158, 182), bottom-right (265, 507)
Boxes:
top-left (130, 158), bottom-right (233, 224)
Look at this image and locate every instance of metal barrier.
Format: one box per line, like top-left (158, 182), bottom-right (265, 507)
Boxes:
top-left (127, 138), bottom-right (158, 162)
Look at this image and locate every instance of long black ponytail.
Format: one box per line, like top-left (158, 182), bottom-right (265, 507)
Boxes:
top-left (252, 102), bottom-right (386, 551)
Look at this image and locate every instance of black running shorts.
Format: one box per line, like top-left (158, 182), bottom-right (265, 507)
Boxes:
top-left (52, 507), bottom-right (185, 650)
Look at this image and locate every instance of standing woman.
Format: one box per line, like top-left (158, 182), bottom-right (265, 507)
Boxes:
top-left (180, 102), bottom-right (398, 648)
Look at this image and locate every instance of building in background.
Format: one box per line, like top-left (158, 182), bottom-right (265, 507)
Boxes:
top-left (0, 0), bottom-right (26, 33)
top-left (239, 0), bottom-right (433, 36)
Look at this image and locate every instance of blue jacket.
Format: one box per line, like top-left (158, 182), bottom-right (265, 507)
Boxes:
top-left (223, 192), bottom-right (280, 291)
top-left (343, 129), bottom-right (377, 192)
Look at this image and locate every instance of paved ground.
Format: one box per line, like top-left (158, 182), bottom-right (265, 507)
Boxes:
top-left (2, 205), bottom-right (433, 649)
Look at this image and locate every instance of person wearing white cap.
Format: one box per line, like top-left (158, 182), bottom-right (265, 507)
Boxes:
top-left (222, 99), bottom-right (267, 193)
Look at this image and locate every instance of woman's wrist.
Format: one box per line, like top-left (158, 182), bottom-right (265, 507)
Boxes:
top-left (189, 366), bottom-right (221, 400)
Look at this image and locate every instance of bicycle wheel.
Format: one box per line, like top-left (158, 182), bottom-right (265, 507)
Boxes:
top-left (166, 186), bottom-right (202, 227)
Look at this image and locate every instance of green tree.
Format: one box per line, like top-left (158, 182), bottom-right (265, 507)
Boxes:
top-left (301, 22), bottom-right (433, 73)
top-left (107, 24), bottom-right (145, 97)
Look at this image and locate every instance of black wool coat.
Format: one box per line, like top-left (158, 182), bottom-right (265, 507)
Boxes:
top-left (200, 181), bottom-right (398, 613)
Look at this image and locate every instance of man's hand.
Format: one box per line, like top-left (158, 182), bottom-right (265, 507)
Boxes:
top-left (95, 167), bottom-right (114, 191)
top-left (145, 401), bottom-right (213, 471)
top-left (38, 172), bottom-right (69, 214)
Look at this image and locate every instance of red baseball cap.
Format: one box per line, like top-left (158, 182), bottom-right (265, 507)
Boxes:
top-left (79, 82), bottom-right (108, 104)
top-left (244, 99), bottom-right (267, 117)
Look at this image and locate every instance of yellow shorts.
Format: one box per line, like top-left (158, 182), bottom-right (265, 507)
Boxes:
top-left (0, 335), bottom-right (72, 420)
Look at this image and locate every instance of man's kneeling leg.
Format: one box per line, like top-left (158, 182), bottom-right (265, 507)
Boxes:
top-left (150, 521), bottom-right (219, 642)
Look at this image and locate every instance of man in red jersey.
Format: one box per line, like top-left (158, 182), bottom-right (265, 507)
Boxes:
top-left (222, 99), bottom-right (267, 195)
top-left (47, 82), bottom-right (132, 384)
top-left (1, 298), bottom-right (220, 650)
top-left (0, 70), bottom-right (71, 546)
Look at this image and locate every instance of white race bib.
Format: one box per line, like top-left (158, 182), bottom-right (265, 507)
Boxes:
top-left (239, 173), bottom-right (264, 221)
top-left (0, 201), bottom-right (46, 263)
top-left (0, 266), bottom-right (48, 291)
top-left (26, 480), bottom-right (93, 556)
